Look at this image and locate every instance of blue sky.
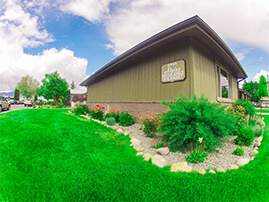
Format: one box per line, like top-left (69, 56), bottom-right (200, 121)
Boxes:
top-left (0, 0), bottom-right (268, 93)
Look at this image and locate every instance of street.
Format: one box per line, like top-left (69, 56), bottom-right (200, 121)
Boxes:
top-left (0, 104), bottom-right (29, 113)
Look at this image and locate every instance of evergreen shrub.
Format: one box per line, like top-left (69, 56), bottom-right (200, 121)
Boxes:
top-left (119, 111), bottom-right (135, 126)
top-left (159, 95), bottom-right (236, 152)
top-left (106, 117), bottom-right (116, 126)
top-left (233, 147), bottom-right (244, 156)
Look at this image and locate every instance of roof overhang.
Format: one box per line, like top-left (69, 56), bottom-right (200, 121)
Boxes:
top-left (81, 15), bottom-right (247, 86)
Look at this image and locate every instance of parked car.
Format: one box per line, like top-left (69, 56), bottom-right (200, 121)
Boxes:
top-left (0, 96), bottom-right (10, 112)
top-left (9, 98), bottom-right (15, 104)
top-left (18, 100), bottom-right (24, 104)
top-left (24, 99), bottom-right (32, 107)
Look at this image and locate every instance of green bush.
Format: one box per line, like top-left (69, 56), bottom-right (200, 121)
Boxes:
top-left (72, 104), bottom-right (89, 115)
top-left (119, 111), bottom-right (135, 126)
top-left (153, 142), bottom-right (165, 149)
top-left (106, 117), bottom-right (116, 126)
top-left (89, 105), bottom-right (105, 121)
top-left (105, 109), bottom-right (121, 122)
top-left (139, 114), bottom-right (161, 137)
top-left (234, 127), bottom-right (254, 146)
top-left (233, 99), bottom-right (255, 117)
top-left (233, 147), bottom-right (244, 156)
top-left (159, 95), bottom-right (236, 152)
top-left (186, 151), bottom-right (208, 163)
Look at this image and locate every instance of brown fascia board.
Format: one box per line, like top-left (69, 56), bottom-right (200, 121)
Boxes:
top-left (80, 15), bottom-right (247, 86)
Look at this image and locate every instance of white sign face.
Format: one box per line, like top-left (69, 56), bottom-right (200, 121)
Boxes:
top-left (161, 60), bottom-right (185, 83)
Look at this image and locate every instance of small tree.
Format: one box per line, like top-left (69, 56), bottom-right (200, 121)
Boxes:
top-left (70, 81), bottom-right (76, 89)
top-left (37, 71), bottom-right (69, 107)
top-left (17, 75), bottom-right (40, 99)
top-left (257, 75), bottom-right (268, 99)
top-left (14, 88), bottom-right (20, 100)
top-left (243, 81), bottom-right (259, 100)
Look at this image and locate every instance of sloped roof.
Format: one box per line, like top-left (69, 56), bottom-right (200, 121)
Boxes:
top-left (81, 15), bottom-right (247, 86)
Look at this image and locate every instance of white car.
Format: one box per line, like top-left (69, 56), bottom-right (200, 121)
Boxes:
top-left (0, 96), bottom-right (10, 112)
top-left (24, 99), bottom-right (32, 107)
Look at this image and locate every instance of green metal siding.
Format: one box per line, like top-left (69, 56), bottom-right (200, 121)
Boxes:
top-left (87, 41), bottom-right (191, 102)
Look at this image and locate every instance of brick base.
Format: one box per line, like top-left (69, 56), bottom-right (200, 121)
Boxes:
top-left (87, 102), bottom-right (169, 121)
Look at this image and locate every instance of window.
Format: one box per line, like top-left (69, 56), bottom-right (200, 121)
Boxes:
top-left (218, 66), bottom-right (230, 99)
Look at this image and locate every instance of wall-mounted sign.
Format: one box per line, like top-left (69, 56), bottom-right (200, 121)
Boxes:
top-left (161, 59), bottom-right (186, 83)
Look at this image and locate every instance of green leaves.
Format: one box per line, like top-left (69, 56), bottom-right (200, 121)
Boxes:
top-left (257, 75), bottom-right (268, 99)
top-left (38, 71), bottom-right (69, 106)
top-left (16, 75), bottom-right (40, 99)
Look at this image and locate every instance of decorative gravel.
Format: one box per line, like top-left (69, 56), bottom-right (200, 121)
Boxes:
top-left (125, 123), bottom-right (255, 170)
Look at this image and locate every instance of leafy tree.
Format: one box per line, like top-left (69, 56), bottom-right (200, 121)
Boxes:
top-left (37, 71), bottom-right (69, 106)
top-left (14, 88), bottom-right (20, 100)
top-left (17, 75), bottom-right (40, 99)
top-left (243, 81), bottom-right (259, 100)
top-left (70, 81), bottom-right (76, 89)
top-left (257, 75), bottom-right (268, 99)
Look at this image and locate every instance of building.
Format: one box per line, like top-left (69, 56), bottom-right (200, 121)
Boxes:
top-left (80, 16), bottom-right (247, 118)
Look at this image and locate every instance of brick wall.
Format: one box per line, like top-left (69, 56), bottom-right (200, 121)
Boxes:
top-left (87, 102), bottom-right (169, 121)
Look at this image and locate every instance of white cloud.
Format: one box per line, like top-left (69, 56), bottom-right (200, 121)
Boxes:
top-left (59, 0), bottom-right (116, 22)
top-left (235, 48), bottom-right (254, 61)
top-left (252, 69), bottom-right (269, 82)
top-left (0, 1), bottom-right (87, 93)
top-left (101, 0), bottom-right (269, 55)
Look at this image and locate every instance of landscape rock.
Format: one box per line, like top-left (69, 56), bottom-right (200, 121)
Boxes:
top-left (133, 146), bottom-right (144, 152)
top-left (254, 141), bottom-right (261, 147)
top-left (152, 155), bottom-right (166, 168)
top-left (215, 148), bottom-right (223, 154)
top-left (194, 169), bottom-right (206, 175)
top-left (170, 162), bottom-right (192, 173)
top-left (249, 150), bottom-right (258, 156)
top-left (124, 130), bottom-right (130, 136)
top-left (250, 156), bottom-right (255, 161)
top-left (116, 128), bottom-right (123, 133)
top-left (143, 153), bottom-right (153, 161)
top-left (209, 170), bottom-right (216, 174)
top-left (130, 139), bottom-right (141, 146)
top-left (237, 158), bottom-right (250, 166)
top-left (136, 152), bottom-right (143, 156)
top-left (228, 165), bottom-right (239, 170)
top-left (256, 136), bottom-right (263, 142)
top-left (216, 167), bottom-right (226, 172)
top-left (157, 147), bottom-right (170, 156)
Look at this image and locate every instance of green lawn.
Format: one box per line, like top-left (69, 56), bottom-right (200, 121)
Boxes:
top-left (256, 108), bottom-right (269, 113)
top-left (1, 109), bottom-right (269, 201)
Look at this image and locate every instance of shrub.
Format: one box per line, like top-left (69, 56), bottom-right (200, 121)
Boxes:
top-left (230, 105), bottom-right (248, 127)
top-left (159, 95), bottom-right (236, 152)
top-left (139, 114), bottom-right (162, 137)
top-left (89, 105), bottom-right (105, 121)
top-left (153, 142), bottom-right (165, 149)
top-left (72, 104), bottom-right (89, 115)
top-left (119, 111), bottom-right (135, 126)
top-left (233, 99), bottom-right (256, 117)
top-left (253, 126), bottom-right (264, 137)
top-left (233, 147), bottom-right (244, 156)
top-left (106, 117), bottom-right (116, 126)
top-left (234, 127), bottom-right (254, 146)
top-left (105, 109), bottom-right (121, 122)
top-left (186, 151), bottom-right (208, 163)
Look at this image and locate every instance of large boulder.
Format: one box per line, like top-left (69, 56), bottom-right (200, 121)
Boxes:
top-left (170, 162), bottom-right (192, 173)
top-left (157, 147), bottom-right (170, 155)
top-left (152, 155), bottom-right (166, 168)
top-left (237, 158), bottom-right (250, 166)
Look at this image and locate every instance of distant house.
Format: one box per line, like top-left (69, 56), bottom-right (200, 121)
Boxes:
top-left (80, 16), bottom-right (247, 118)
top-left (70, 89), bottom-right (87, 108)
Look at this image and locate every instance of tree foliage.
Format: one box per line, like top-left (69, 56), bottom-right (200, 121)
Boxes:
top-left (243, 81), bottom-right (259, 100)
top-left (70, 81), bottom-right (76, 89)
top-left (14, 88), bottom-right (20, 100)
top-left (257, 75), bottom-right (268, 99)
top-left (17, 75), bottom-right (40, 99)
top-left (37, 71), bottom-right (69, 106)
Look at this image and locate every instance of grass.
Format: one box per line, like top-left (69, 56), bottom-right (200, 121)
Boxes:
top-left (1, 109), bottom-right (269, 201)
top-left (256, 108), bottom-right (269, 113)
